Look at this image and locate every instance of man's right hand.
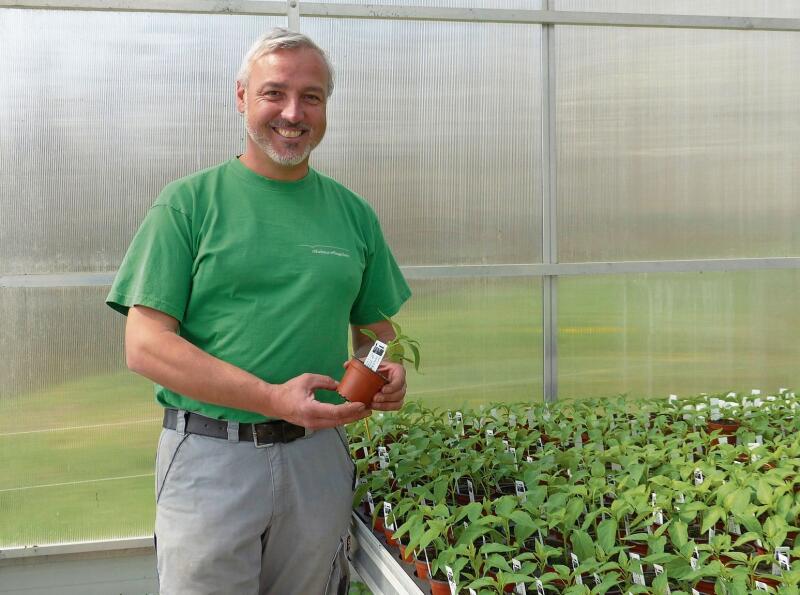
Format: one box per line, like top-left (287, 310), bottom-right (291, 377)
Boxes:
top-left (269, 373), bottom-right (371, 430)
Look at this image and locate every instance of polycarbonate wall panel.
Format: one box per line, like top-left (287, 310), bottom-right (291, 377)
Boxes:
top-left (0, 9), bottom-right (283, 275)
top-left (0, 286), bottom-right (157, 547)
top-left (307, 18), bottom-right (543, 265)
top-left (557, 0), bottom-right (800, 18)
top-left (400, 277), bottom-right (543, 408)
top-left (557, 26), bottom-right (800, 262)
top-left (558, 270), bottom-right (800, 400)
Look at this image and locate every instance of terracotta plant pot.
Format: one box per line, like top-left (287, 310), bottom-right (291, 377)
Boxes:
top-left (383, 526), bottom-right (399, 547)
top-left (707, 419), bottom-right (740, 445)
top-left (414, 557), bottom-right (430, 580)
top-left (398, 544), bottom-right (414, 564)
top-left (338, 358), bottom-right (388, 406)
top-left (429, 576), bottom-right (452, 595)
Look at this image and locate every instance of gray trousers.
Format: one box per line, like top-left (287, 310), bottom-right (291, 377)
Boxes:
top-left (154, 419), bottom-right (354, 595)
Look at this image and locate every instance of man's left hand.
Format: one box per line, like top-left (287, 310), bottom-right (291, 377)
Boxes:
top-left (372, 361), bottom-right (406, 411)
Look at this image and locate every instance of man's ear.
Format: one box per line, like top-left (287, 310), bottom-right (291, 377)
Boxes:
top-left (235, 81), bottom-right (246, 114)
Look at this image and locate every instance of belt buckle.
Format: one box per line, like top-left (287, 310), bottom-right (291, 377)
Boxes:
top-left (252, 423), bottom-right (276, 448)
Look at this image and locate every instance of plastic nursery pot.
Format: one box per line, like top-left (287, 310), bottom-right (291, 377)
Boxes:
top-left (338, 358), bottom-right (388, 406)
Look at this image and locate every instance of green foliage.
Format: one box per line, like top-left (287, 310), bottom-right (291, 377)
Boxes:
top-left (359, 314), bottom-right (422, 372)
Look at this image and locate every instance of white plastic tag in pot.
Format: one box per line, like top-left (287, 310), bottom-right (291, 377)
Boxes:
top-left (445, 566), bottom-right (457, 595)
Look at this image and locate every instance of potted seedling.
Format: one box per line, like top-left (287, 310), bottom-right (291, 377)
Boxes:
top-left (338, 315), bottom-right (421, 406)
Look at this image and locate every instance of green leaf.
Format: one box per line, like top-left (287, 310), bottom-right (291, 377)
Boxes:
top-left (571, 529), bottom-right (595, 562)
top-left (701, 506), bottom-right (724, 534)
top-left (597, 518), bottom-right (618, 554)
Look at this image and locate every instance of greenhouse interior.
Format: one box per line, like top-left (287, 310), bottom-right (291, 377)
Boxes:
top-left (1, 1), bottom-right (799, 594)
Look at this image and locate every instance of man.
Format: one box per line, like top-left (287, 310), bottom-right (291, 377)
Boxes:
top-left (106, 28), bottom-right (411, 595)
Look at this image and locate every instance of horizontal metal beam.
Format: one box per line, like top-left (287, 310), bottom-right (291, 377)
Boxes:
top-left (1, 0), bottom-right (800, 32)
top-left (402, 257), bottom-right (800, 279)
top-left (2, 258), bottom-right (799, 287)
top-left (0, 0), bottom-right (286, 15)
top-left (0, 537), bottom-right (153, 561)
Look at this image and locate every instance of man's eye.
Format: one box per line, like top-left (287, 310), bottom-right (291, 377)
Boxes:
top-left (264, 90), bottom-right (282, 99)
top-left (304, 95), bottom-right (322, 104)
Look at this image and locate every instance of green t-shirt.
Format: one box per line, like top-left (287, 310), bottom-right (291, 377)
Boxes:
top-left (106, 157), bottom-right (411, 422)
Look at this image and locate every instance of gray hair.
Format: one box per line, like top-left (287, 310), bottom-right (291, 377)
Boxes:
top-left (236, 28), bottom-right (335, 98)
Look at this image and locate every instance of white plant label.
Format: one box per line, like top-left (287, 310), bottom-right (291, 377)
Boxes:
top-left (485, 429), bottom-right (494, 443)
top-left (538, 437), bottom-right (545, 449)
top-left (690, 547), bottom-right (699, 570)
top-left (446, 411), bottom-right (453, 424)
top-left (694, 469), bottom-right (704, 485)
top-left (363, 340), bottom-right (387, 371)
top-left (654, 564), bottom-right (670, 595)
top-left (755, 581), bottom-right (769, 591)
top-left (515, 480), bottom-right (527, 503)
top-left (526, 455), bottom-right (533, 463)
top-left (467, 479), bottom-right (475, 503)
top-left (445, 565), bottom-right (457, 595)
top-left (511, 558), bottom-right (526, 594)
top-left (570, 553), bottom-right (582, 585)
top-left (692, 590), bottom-right (701, 595)
top-left (752, 389), bottom-right (761, 395)
top-left (383, 502), bottom-right (394, 531)
top-left (612, 463), bottom-right (622, 472)
top-left (669, 394), bottom-right (678, 403)
top-left (468, 590), bottom-right (477, 595)
top-left (377, 446), bottom-right (389, 469)
top-left (455, 411), bottom-right (464, 436)
top-left (727, 515), bottom-right (741, 535)
top-left (653, 507), bottom-right (664, 525)
top-left (575, 431), bottom-right (583, 448)
top-left (708, 528), bottom-right (715, 541)
top-left (773, 547), bottom-right (790, 575)
top-left (629, 552), bottom-right (645, 585)
top-left (718, 436), bottom-right (728, 445)
top-left (710, 398), bottom-right (721, 421)
top-left (527, 408), bottom-right (535, 428)
top-left (535, 579), bottom-right (545, 595)
top-left (366, 491), bottom-right (375, 515)
top-left (651, 492), bottom-right (657, 507)
top-left (503, 439), bottom-right (510, 452)
top-left (509, 414), bottom-right (517, 428)
top-left (593, 573), bottom-right (602, 586)
top-left (490, 407), bottom-right (499, 419)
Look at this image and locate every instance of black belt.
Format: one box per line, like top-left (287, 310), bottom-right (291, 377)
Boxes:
top-left (163, 408), bottom-right (307, 447)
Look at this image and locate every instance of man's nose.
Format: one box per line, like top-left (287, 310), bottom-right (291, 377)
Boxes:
top-left (281, 97), bottom-right (303, 123)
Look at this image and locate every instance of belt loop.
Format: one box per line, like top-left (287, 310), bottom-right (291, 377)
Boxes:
top-left (176, 409), bottom-right (187, 437)
top-left (227, 420), bottom-right (240, 443)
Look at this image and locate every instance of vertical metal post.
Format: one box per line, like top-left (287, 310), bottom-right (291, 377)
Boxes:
top-left (541, 0), bottom-right (559, 403)
top-left (287, 0), bottom-right (300, 31)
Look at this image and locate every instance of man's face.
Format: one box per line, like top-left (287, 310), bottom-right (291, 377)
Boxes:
top-left (236, 47), bottom-right (329, 175)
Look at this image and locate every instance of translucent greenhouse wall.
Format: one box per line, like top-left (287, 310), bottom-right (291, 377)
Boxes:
top-left (1, 2), bottom-right (799, 548)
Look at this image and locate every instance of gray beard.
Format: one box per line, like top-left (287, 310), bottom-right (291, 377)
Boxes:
top-left (245, 119), bottom-right (312, 167)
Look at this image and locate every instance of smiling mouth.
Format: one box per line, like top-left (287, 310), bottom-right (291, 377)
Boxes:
top-left (274, 127), bottom-right (305, 139)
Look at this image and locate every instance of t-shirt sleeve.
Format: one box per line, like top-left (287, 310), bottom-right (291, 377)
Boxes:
top-left (106, 202), bottom-right (194, 321)
top-left (350, 215), bottom-right (411, 325)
